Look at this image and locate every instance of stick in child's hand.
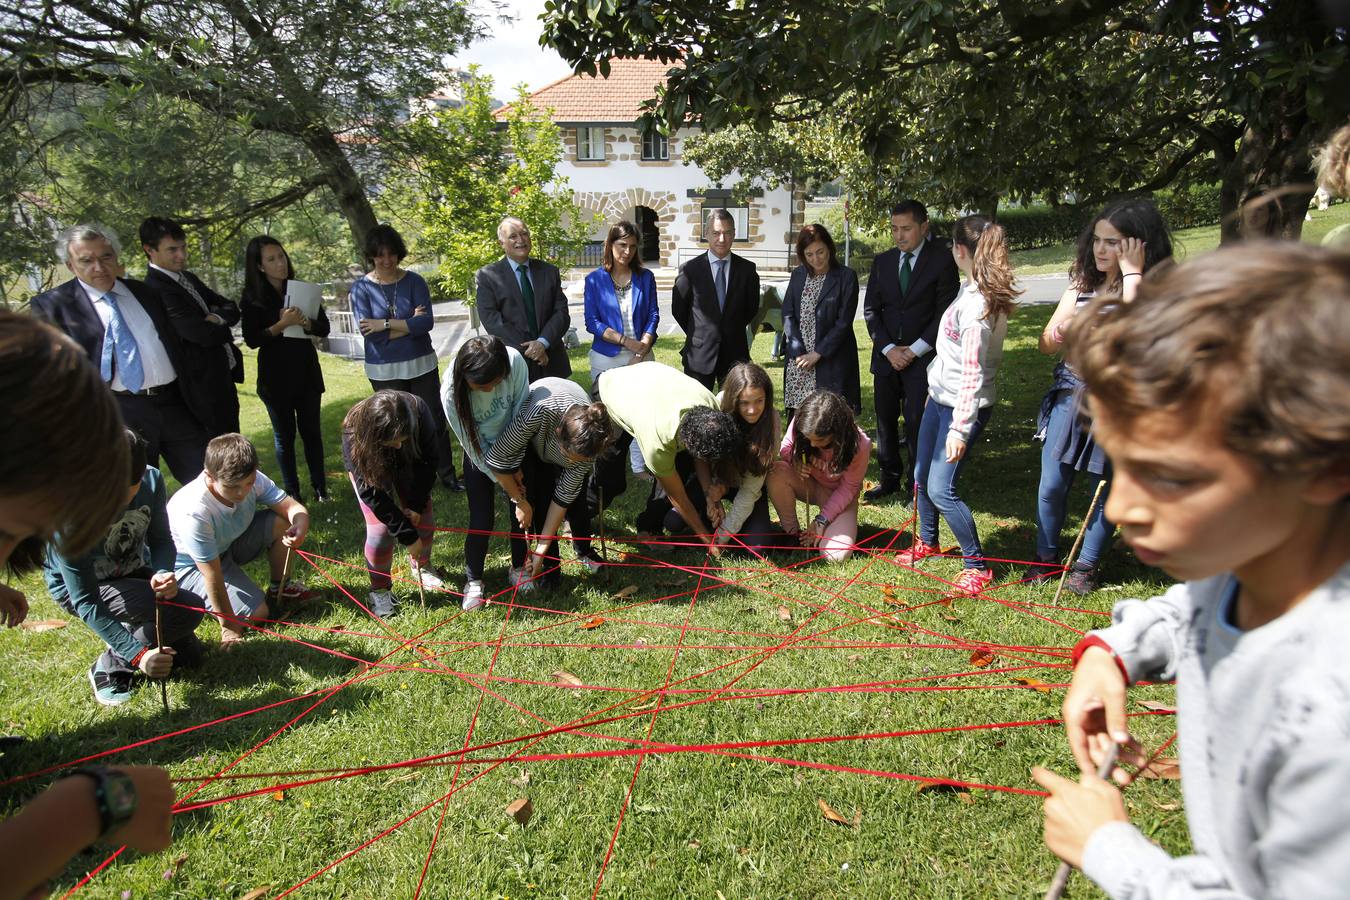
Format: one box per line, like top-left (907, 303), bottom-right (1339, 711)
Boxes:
top-left (155, 603), bottom-right (169, 715)
top-left (1042, 742), bottom-right (1120, 900)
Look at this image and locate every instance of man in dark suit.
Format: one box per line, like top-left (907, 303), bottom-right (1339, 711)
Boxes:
top-left (862, 199), bottom-right (960, 504)
top-left (29, 223), bottom-right (212, 482)
top-left (671, 208), bottom-right (760, 390)
top-left (474, 217), bottom-right (571, 381)
top-left (139, 216), bottom-right (242, 435)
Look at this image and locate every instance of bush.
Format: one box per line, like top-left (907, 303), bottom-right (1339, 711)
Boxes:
top-left (1151, 183), bottom-right (1223, 230)
top-left (991, 206), bottom-right (1092, 251)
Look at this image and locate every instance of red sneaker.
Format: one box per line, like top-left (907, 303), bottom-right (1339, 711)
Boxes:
top-left (950, 567), bottom-right (994, 596)
top-left (895, 540), bottom-right (939, 566)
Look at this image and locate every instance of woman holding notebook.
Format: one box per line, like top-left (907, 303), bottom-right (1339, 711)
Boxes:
top-left (240, 234), bottom-right (332, 502)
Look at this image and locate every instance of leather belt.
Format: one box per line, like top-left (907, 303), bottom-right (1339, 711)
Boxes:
top-left (112, 380), bottom-right (177, 398)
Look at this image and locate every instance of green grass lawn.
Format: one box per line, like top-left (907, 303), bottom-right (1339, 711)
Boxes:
top-left (1010, 200), bottom-right (1350, 275)
top-left (0, 308), bottom-right (1187, 898)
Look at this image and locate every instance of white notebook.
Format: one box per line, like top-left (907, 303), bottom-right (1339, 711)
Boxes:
top-left (283, 280), bottom-right (323, 338)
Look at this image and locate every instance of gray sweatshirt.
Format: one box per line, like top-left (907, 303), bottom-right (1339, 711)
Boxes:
top-left (1081, 562), bottom-right (1350, 899)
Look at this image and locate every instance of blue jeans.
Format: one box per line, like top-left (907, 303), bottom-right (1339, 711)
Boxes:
top-left (1035, 394), bottom-right (1113, 567)
top-left (915, 399), bottom-right (992, 569)
top-left (264, 392), bottom-right (326, 497)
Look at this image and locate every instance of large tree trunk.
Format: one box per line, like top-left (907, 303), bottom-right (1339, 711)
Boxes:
top-left (1218, 94), bottom-right (1317, 244)
top-left (302, 127), bottom-right (380, 256)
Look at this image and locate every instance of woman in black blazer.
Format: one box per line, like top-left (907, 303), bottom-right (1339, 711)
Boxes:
top-left (781, 224), bottom-right (861, 417)
top-left (240, 235), bottom-right (331, 502)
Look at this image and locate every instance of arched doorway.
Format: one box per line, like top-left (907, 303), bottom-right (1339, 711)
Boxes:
top-left (635, 206), bottom-right (660, 263)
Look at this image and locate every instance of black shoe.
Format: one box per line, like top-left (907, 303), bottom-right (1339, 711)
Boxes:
top-left (286, 486), bottom-right (306, 504)
top-left (1027, 555), bottom-right (1060, 586)
top-left (312, 486), bottom-right (331, 503)
top-left (863, 481), bottom-right (901, 503)
top-left (1065, 564), bottom-right (1099, 596)
top-left (440, 472), bottom-right (465, 492)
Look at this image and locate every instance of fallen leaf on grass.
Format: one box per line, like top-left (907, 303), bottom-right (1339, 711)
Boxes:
top-left (505, 797), bottom-right (533, 825)
top-left (882, 585), bottom-right (904, 606)
top-left (631, 697), bottom-right (660, 711)
top-left (239, 888), bottom-right (271, 900)
top-left (551, 670), bottom-right (584, 687)
top-left (916, 781), bottom-right (971, 801)
top-left (1012, 677), bottom-right (1053, 693)
top-left (817, 798), bottom-right (861, 827)
top-left (633, 637), bottom-right (649, 647)
top-left (935, 594), bottom-right (954, 608)
top-left (162, 852), bottom-right (189, 880)
top-left (1137, 700), bottom-right (1176, 713)
top-left (939, 610), bottom-right (961, 623)
top-left (687, 839), bottom-right (702, 849)
top-left (509, 769), bottom-right (531, 788)
top-left (269, 790), bottom-right (285, 802)
top-left (1137, 757), bottom-right (1182, 780)
top-left (578, 616), bottom-right (605, 630)
top-left (969, 649), bottom-right (996, 668)
top-left (1151, 799), bottom-right (1182, 811)
top-left (777, 606), bottom-right (792, 622)
top-left (383, 771), bottom-right (420, 787)
top-left (847, 653), bottom-right (863, 662)
top-left (19, 619), bottom-right (67, 632)
top-left (610, 584), bottom-right (639, 600)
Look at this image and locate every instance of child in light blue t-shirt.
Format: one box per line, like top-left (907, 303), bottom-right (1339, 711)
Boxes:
top-left (168, 433), bottom-right (311, 646)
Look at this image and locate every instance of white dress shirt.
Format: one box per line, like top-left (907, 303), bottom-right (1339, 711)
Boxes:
top-left (77, 278), bottom-right (177, 390)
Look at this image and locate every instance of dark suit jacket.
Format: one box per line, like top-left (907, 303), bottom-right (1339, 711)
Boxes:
top-left (474, 257), bottom-right (571, 378)
top-left (862, 237), bottom-right (960, 378)
top-left (143, 267), bottom-right (244, 382)
top-left (781, 264), bottom-right (861, 411)
top-left (29, 277), bottom-right (214, 431)
top-left (671, 251), bottom-right (759, 376)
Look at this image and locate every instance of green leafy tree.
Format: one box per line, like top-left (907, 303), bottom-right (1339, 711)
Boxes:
top-left (542, 0), bottom-right (1349, 239)
top-left (1, 0), bottom-right (483, 255)
top-left (396, 75), bottom-right (594, 304)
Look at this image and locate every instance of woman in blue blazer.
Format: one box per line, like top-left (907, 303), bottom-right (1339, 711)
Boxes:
top-left (583, 220), bottom-right (660, 379)
top-left (583, 220), bottom-right (660, 505)
top-left (781, 223), bottom-right (861, 417)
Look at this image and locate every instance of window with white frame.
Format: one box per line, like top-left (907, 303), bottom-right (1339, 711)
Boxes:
top-left (576, 126), bottom-right (605, 161)
top-left (640, 129), bottom-right (669, 161)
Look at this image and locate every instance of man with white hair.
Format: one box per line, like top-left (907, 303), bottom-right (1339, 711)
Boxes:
top-left (474, 217), bottom-right (572, 380)
top-left (29, 223), bottom-right (212, 481)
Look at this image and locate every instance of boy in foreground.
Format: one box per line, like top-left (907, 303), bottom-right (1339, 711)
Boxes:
top-left (1032, 243), bottom-right (1349, 897)
top-left (169, 433), bottom-right (311, 644)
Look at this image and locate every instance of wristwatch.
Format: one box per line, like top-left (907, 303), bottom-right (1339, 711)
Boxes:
top-left (71, 766), bottom-right (138, 841)
top-left (813, 514), bottom-right (830, 529)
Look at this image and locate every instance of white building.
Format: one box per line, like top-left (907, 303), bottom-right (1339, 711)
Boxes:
top-left (498, 59), bottom-right (803, 273)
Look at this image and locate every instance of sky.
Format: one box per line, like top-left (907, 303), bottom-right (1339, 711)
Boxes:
top-left (451, 0), bottom-right (576, 101)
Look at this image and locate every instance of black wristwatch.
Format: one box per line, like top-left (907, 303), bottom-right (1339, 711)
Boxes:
top-left (813, 514), bottom-right (830, 529)
top-left (71, 766), bottom-right (138, 841)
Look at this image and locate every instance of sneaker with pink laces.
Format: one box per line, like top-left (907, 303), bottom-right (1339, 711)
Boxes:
top-left (895, 540), bottom-right (939, 566)
top-left (950, 567), bottom-right (994, 596)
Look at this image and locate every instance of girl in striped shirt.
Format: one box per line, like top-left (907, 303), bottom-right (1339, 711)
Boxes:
top-left (895, 216), bottom-right (1020, 595)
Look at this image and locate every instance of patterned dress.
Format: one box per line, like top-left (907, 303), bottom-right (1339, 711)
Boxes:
top-left (784, 272), bottom-right (825, 409)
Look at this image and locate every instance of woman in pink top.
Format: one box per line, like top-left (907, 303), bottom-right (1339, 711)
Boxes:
top-left (766, 390), bottom-right (870, 562)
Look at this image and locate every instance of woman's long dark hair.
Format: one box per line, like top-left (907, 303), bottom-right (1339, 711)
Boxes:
top-left (556, 402), bottom-right (613, 459)
top-left (343, 391), bottom-right (421, 487)
top-left (602, 220), bottom-right (643, 273)
top-left (1069, 199), bottom-right (1174, 293)
top-left (452, 336), bottom-right (511, 457)
top-left (791, 390), bottom-right (858, 475)
top-left (952, 215), bottom-right (1021, 321)
top-left (720, 362), bottom-right (777, 477)
top-left (242, 235), bottom-right (295, 306)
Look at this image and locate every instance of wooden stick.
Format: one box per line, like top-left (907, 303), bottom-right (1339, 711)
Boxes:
top-left (595, 463), bottom-right (607, 561)
top-left (154, 603), bottom-right (169, 715)
top-left (277, 544), bottom-right (294, 614)
top-left (417, 561), bottom-right (426, 609)
top-left (1043, 743), bottom-right (1119, 900)
top-left (1051, 479), bottom-right (1108, 608)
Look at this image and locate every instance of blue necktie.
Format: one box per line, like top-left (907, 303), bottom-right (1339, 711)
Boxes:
top-left (99, 291), bottom-right (145, 392)
top-left (714, 258), bottom-right (727, 311)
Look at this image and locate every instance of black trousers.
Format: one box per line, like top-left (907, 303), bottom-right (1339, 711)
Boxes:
top-left (517, 452), bottom-right (595, 583)
top-left (463, 455), bottom-right (526, 582)
top-left (369, 369), bottom-right (457, 482)
top-left (263, 392), bottom-right (326, 496)
top-left (873, 362), bottom-right (929, 492)
top-left (115, 383), bottom-right (208, 484)
top-left (54, 575), bottom-right (206, 678)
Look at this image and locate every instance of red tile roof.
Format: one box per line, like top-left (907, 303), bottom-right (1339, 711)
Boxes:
top-left (496, 57), bottom-right (677, 124)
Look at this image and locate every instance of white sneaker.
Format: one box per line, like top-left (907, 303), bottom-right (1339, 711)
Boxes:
top-left (410, 563), bottom-right (447, 591)
top-left (507, 567), bottom-right (538, 594)
top-left (462, 580), bottom-right (486, 612)
top-left (369, 590), bottom-right (397, 619)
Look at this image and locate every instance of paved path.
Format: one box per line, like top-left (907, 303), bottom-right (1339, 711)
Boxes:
top-left (417, 272), bottom-right (1070, 360)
